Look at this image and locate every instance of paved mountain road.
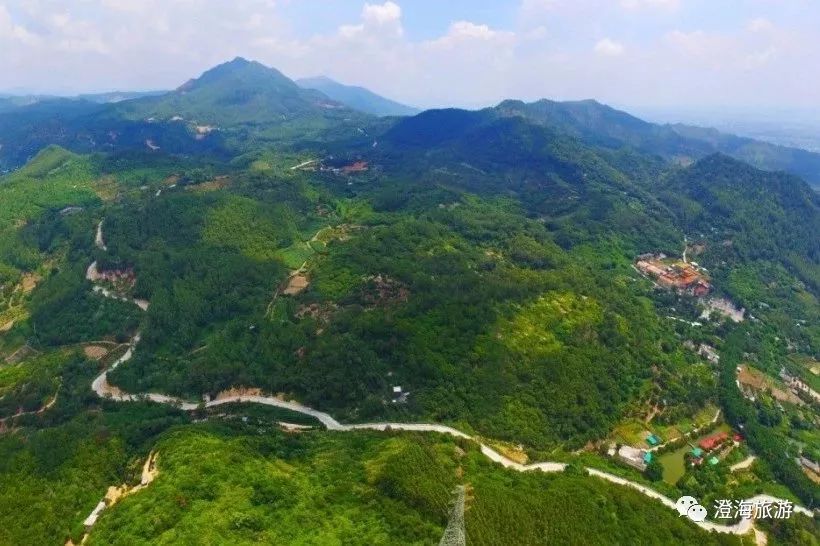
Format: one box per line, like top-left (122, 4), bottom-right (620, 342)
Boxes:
top-left (84, 217), bottom-right (814, 539)
top-left (90, 333), bottom-right (813, 538)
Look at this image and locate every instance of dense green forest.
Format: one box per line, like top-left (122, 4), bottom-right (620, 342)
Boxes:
top-left (0, 57), bottom-right (817, 545)
top-left (95, 171), bottom-right (691, 450)
top-left (87, 425), bottom-right (741, 546)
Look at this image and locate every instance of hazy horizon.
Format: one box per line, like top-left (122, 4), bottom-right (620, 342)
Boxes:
top-left (2, 1), bottom-right (818, 117)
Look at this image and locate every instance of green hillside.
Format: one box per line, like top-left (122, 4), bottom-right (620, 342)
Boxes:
top-left (0, 146), bottom-right (98, 283)
top-left (0, 59), bottom-right (818, 545)
top-left (113, 58), bottom-right (356, 126)
top-left (498, 99), bottom-right (820, 187)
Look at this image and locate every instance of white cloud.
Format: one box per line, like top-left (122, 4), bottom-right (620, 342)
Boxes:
top-left (0, 5), bottom-right (40, 46)
top-left (362, 1), bottom-right (401, 25)
top-left (0, 0), bottom-right (818, 112)
top-left (744, 47), bottom-right (777, 69)
top-left (426, 21), bottom-right (515, 49)
top-left (663, 29), bottom-right (713, 57)
top-left (336, 1), bottom-right (403, 39)
top-left (620, 0), bottom-right (680, 10)
top-left (746, 17), bottom-right (774, 33)
top-left (520, 0), bottom-right (561, 12)
top-left (594, 38), bottom-right (625, 56)
top-left (338, 23), bottom-right (365, 38)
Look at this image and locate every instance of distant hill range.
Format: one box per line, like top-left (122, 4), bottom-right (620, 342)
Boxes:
top-left (297, 76), bottom-right (419, 117)
top-left (0, 91), bottom-right (164, 113)
top-left (0, 58), bottom-right (373, 169)
top-left (0, 58), bottom-right (818, 189)
top-left (496, 99), bottom-right (820, 189)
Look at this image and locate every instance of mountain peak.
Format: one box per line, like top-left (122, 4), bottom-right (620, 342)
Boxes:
top-left (296, 76), bottom-right (418, 117)
top-left (227, 56), bottom-right (252, 65)
top-left (111, 58), bottom-right (362, 126)
top-left (176, 58), bottom-right (295, 94)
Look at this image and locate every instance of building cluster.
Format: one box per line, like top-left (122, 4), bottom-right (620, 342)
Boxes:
top-left (635, 255), bottom-right (711, 297)
top-left (688, 431), bottom-right (741, 467)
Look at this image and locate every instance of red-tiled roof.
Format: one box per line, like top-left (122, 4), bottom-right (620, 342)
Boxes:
top-left (699, 431), bottom-right (729, 450)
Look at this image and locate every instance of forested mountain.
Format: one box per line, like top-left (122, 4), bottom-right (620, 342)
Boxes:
top-left (297, 76), bottom-right (420, 116)
top-left (0, 96), bottom-right (45, 113)
top-left (0, 91), bottom-right (163, 112)
top-left (113, 58), bottom-right (357, 125)
top-left (2, 59), bottom-right (818, 187)
top-left (661, 154), bottom-right (820, 261)
top-left (0, 58), bottom-right (818, 545)
top-left (498, 99), bottom-right (820, 187)
top-left (0, 58), bottom-right (375, 171)
top-left (658, 154), bottom-right (820, 296)
top-left (77, 90), bottom-right (167, 104)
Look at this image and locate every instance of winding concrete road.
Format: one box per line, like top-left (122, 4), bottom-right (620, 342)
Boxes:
top-left (85, 218), bottom-right (813, 539)
top-left (90, 333), bottom-right (813, 538)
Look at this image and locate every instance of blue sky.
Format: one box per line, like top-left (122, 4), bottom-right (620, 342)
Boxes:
top-left (1, 0), bottom-right (818, 117)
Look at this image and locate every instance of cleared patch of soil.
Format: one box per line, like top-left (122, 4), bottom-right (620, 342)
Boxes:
top-left (214, 387), bottom-right (263, 401)
top-left (341, 161), bottom-right (369, 174)
top-left (93, 176), bottom-right (119, 201)
top-left (83, 345), bottom-right (109, 360)
top-left (21, 273), bottom-right (41, 293)
top-left (485, 440), bottom-right (529, 465)
top-left (803, 467), bottom-right (820, 484)
top-left (186, 176), bottom-right (230, 193)
top-left (283, 274), bottom-right (309, 296)
top-left (295, 302), bottom-right (337, 321)
top-left (737, 365), bottom-right (803, 405)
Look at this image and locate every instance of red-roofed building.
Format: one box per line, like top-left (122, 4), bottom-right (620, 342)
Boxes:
top-left (699, 431), bottom-right (729, 451)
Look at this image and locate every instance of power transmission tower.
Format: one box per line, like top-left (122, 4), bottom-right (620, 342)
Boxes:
top-left (439, 485), bottom-right (466, 546)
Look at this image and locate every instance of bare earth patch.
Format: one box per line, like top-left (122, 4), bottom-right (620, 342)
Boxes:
top-left (295, 302), bottom-right (337, 321)
top-left (283, 274), bottom-right (309, 296)
top-left (93, 176), bottom-right (119, 201)
top-left (737, 365), bottom-right (803, 405)
top-left (214, 386), bottom-right (264, 401)
top-left (4, 344), bottom-right (36, 364)
top-left (80, 451), bottom-right (159, 542)
top-left (83, 345), bottom-right (109, 360)
top-left (484, 439), bottom-right (529, 465)
top-left (803, 466), bottom-right (820, 484)
top-left (21, 273), bottom-right (42, 293)
top-left (186, 176), bottom-right (230, 193)
top-left (278, 421), bottom-right (314, 433)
